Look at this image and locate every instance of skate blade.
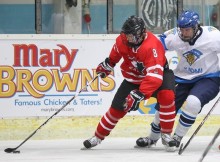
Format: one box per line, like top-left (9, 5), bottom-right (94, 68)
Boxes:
top-left (80, 147), bottom-right (91, 150)
top-left (134, 145), bottom-right (151, 149)
top-left (164, 145), bottom-right (176, 152)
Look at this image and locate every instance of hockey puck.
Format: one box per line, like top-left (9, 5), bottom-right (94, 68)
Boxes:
top-left (12, 150), bottom-right (20, 154)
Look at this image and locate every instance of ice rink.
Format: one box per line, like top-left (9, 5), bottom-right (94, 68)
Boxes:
top-left (1, 136), bottom-right (220, 162)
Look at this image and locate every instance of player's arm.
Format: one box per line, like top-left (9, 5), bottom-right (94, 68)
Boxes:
top-left (123, 63), bottom-right (163, 112)
top-left (159, 28), bottom-right (177, 51)
top-left (124, 47), bottom-right (164, 112)
top-left (209, 27), bottom-right (220, 52)
top-left (96, 41), bottom-right (122, 78)
top-left (139, 62), bottom-right (164, 99)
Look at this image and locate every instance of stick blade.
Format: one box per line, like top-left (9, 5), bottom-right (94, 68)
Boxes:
top-left (4, 148), bottom-right (16, 153)
top-left (178, 143), bottom-right (184, 155)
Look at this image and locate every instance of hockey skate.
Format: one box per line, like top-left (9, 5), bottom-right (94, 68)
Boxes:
top-left (135, 137), bottom-right (158, 148)
top-left (172, 134), bottom-right (183, 148)
top-left (82, 136), bottom-right (102, 149)
top-left (161, 133), bottom-right (177, 152)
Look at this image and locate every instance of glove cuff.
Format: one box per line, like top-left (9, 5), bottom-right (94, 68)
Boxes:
top-left (104, 58), bottom-right (115, 70)
top-left (131, 90), bottom-right (145, 101)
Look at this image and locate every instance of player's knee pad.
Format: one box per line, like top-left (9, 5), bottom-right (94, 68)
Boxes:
top-left (157, 90), bottom-right (175, 106)
top-left (184, 95), bottom-right (201, 115)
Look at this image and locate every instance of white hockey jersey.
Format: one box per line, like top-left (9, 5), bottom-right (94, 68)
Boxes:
top-left (160, 26), bottom-right (220, 83)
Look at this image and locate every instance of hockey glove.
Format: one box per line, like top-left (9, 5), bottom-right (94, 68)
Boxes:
top-left (124, 89), bottom-right (145, 112)
top-left (96, 58), bottom-right (114, 78)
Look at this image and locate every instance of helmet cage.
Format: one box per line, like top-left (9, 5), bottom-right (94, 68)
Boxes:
top-left (121, 16), bottom-right (146, 47)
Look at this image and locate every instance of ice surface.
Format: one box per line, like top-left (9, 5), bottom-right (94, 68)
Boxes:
top-left (0, 136), bottom-right (220, 162)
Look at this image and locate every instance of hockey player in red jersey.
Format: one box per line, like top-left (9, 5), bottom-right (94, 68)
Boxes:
top-left (83, 15), bottom-right (177, 150)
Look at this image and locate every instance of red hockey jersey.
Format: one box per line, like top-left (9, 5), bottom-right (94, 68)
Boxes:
top-left (109, 32), bottom-right (167, 99)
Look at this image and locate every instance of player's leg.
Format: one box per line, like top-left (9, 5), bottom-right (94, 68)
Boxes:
top-left (136, 111), bottom-right (160, 147)
top-left (153, 69), bottom-right (177, 151)
top-left (83, 80), bottom-right (139, 149)
top-left (168, 83), bottom-right (192, 147)
top-left (136, 69), bottom-right (177, 149)
top-left (157, 88), bottom-right (176, 149)
top-left (174, 78), bottom-right (220, 146)
top-left (136, 83), bottom-right (189, 148)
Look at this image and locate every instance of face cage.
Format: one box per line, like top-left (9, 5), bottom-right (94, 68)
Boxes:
top-left (120, 32), bottom-right (143, 47)
top-left (177, 26), bottom-right (198, 42)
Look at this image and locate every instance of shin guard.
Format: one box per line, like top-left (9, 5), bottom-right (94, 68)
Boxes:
top-left (157, 90), bottom-right (176, 134)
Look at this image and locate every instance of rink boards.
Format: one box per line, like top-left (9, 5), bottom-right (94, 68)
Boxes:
top-left (0, 115), bottom-right (219, 140)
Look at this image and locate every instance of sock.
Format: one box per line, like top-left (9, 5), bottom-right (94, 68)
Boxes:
top-left (175, 110), bottom-right (196, 137)
top-left (149, 111), bottom-right (161, 140)
top-left (149, 122), bottom-right (161, 141)
top-left (95, 107), bottom-right (126, 140)
top-left (175, 95), bottom-right (200, 137)
top-left (157, 90), bottom-right (176, 134)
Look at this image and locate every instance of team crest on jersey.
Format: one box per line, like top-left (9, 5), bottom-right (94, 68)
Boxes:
top-left (183, 49), bottom-right (202, 66)
top-left (136, 61), bottom-right (145, 74)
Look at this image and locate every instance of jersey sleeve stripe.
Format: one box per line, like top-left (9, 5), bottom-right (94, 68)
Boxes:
top-left (146, 64), bottom-right (163, 72)
top-left (146, 64), bottom-right (164, 72)
top-left (146, 73), bottom-right (163, 80)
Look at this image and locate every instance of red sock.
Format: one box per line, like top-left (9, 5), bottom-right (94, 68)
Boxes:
top-left (95, 107), bottom-right (126, 140)
top-left (157, 90), bottom-right (176, 134)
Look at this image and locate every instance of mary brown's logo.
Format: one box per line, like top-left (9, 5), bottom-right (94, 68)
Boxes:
top-left (183, 49), bottom-right (202, 66)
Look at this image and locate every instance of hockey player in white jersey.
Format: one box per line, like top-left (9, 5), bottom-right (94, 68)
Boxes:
top-left (136, 10), bottom-right (220, 150)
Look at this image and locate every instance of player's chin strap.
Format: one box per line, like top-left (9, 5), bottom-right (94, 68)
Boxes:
top-left (4, 74), bottom-right (101, 154)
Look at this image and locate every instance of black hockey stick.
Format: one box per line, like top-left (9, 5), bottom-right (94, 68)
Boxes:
top-left (178, 97), bottom-right (220, 155)
top-left (4, 74), bottom-right (100, 153)
top-left (198, 128), bottom-right (220, 162)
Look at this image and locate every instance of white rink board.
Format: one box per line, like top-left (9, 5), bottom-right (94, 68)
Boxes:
top-left (0, 34), bottom-right (219, 117)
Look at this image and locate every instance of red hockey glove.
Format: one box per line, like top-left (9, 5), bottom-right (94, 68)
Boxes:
top-left (124, 90), bottom-right (145, 112)
top-left (96, 58), bottom-right (114, 78)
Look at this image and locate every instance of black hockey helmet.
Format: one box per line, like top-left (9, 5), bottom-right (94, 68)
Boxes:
top-left (121, 15), bottom-right (146, 47)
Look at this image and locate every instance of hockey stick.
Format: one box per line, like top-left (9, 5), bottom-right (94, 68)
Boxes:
top-left (178, 97), bottom-right (220, 155)
top-left (198, 128), bottom-right (220, 162)
top-left (4, 74), bottom-right (100, 153)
